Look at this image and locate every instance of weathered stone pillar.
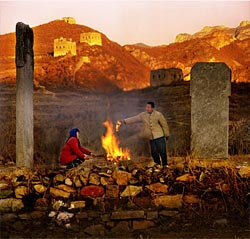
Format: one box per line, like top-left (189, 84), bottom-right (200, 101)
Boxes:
top-left (190, 62), bottom-right (231, 159)
top-left (15, 22), bottom-right (34, 168)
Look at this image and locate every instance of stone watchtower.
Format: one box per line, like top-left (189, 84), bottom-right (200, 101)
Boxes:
top-left (150, 68), bottom-right (183, 87)
top-left (80, 32), bottom-right (102, 46)
top-left (54, 37), bottom-right (76, 57)
top-left (62, 17), bottom-right (76, 24)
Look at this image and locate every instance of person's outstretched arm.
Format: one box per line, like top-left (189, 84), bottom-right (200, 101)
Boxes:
top-left (80, 146), bottom-right (91, 155)
top-left (158, 113), bottom-right (170, 138)
top-left (124, 113), bottom-right (142, 125)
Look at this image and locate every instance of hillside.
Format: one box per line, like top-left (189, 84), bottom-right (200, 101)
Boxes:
top-left (124, 21), bottom-right (250, 82)
top-left (0, 20), bottom-right (150, 92)
top-left (0, 20), bottom-right (249, 92)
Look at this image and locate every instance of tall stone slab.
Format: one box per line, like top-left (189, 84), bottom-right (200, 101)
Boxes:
top-left (190, 62), bottom-right (231, 159)
top-left (15, 22), bottom-right (34, 168)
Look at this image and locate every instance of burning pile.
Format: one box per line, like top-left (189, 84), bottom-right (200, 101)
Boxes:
top-left (101, 120), bottom-right (130, 162)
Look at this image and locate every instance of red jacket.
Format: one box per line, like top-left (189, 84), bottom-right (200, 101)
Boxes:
top-left (60, 137), bottom-right (91, 165)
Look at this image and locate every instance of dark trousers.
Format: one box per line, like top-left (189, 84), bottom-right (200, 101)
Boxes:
top-left (66, 157), bottom-right (84, 169)
top-left (149, 136), bottom-right (167, 166)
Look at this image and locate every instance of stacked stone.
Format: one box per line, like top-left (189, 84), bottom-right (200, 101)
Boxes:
top-left (0, 162), bottom-right (249, 235)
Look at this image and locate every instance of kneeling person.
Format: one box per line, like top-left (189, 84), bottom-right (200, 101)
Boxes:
top-left (60, 128), bottom-right (95, 169)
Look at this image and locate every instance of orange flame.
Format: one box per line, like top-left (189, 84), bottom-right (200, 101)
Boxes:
top-left (101, 120), bottom-right (130, 162)
top-left (115, 120), bottom-right (122, 132)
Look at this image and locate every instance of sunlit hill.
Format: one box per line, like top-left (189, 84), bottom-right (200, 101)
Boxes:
top-left (0, 19), bottom-right (249, 92)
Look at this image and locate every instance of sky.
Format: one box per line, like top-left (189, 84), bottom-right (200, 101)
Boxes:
top-left (0, 0), bottom-right (249, 46)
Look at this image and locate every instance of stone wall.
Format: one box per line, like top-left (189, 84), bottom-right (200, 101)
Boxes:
top-left (54, 37), bottom-right (76, 57)
top-left (150, 68), bottom-right (183, 87)
top-left (62, 17), bottom-right (76, 24)
top-left (0, 159), bottom-right (249, 237)
top-left (80, 32), bottom-right (102, 46)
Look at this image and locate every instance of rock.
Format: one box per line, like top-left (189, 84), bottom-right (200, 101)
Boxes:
top-left (132, 220), bottom-right (155, 230)
top-left (174, 163), bottom-right (185, 172)
top-left (2, 213), bottom-right (18, 222)
top-left (100, 177), bottom-right (114, 185)
top-left (79, 171), bottom-right (90, 185)
top-left (146, 183), bottom-right (168, 193)
top-left (120, 185), bottom-right (142, 197)
top-left (0, 182), bottom-right (9, 190)
top-left (112, 170), bottom-right (132, 185)
top-left (106, 185), bottom-right (119, 198)
top-left (50, 187), bottom-right (70, 198)
top-left (0, 189), bottom-right (13, 199)
top-left (80, 175), bottom-right (88, 185)
top-left (183, 195), bottom-right (201, 204)
top-left (106, 221), bottom-right (115, 228)
top-left (76, 212), bottom-right (88, 220)
top-left (99, 172), bottom-right (111, 177)
top-left (213, 218), bottom-right (228, 227)
top-left (89, 173), bottom-right (100, 185)
top-left (110, 221), bottom-right (130, 234)
top-left (48, 211), bottom-right (57, 217)
top-left (129, 177), bottom-right (139, 185)
top-left (176, 174), bottom-right (196, 182)
top-left (15, 186), bottom-right (29, 198)
top-left (80, 185), bottom-right (104, 197)
top-left (65, 178), bottom-right (73, 186)
top-left (56, 212), bottom-right (74, 225)
top-left (54, 174), bottom-right (64, 183)
top-left (101, 214), bottom-right (110, 222)
top-left (73, 176), bottom-right (82, 187)
top-left (52, 200), bottom-right (66, 211)
top-left (154, 195), bottom-right (182, 209)
top-left (34, 184), bottom-right (47, 193)
top-left (239, 166), bottom-right (250, 178)
top-left (159, 210), bottom-right (179, 217)
top-left (111, 210), bottom-right (144, 220)
top-left (56, 184), bottom-right (76, 193)
top-left (159, 177), bottom-right (165, 183)
top-left (88, 211), bottom-right (101, 218)
top-left (0, 198), bottom-right (24, 212)
top-left (34, 198), bottom-right (49, 211)
top-left (69, 201), bottom-right (86, 209)
top-left (146, 211), bottom-right (158, 220)
top-left (43, 177), bottom-right (50, 185)
top-left (18, 211), bottom-right (46, 220)
top-left (84, 224), bottom-right (105, 236)
top-left (132, 169), bottom-right (138, 176)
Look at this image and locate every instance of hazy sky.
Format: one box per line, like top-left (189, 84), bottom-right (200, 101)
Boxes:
top-left (0, 0), bottom-right (249, 46)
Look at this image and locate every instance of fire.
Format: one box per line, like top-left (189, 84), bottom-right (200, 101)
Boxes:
top-left (101, 120), bottom-right (130, 162)
top-left (115, 120), bottom-right (122, 132)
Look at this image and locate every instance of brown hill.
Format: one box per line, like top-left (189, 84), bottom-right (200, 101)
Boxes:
top-left (0, 20), bottom-right (249, 91)
top-left (124, 21), bottom-right (250, 82)
top-left (0, 20), bottom-right (150, 92)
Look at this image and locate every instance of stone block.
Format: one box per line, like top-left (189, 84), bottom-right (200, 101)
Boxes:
top-left (111, 210), bottom-right (144, 220)
top-left (190, 62), bottom-right (231, 159)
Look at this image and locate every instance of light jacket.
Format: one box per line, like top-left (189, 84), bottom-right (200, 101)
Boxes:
top-left (124, 110), bottom-right (170, 140)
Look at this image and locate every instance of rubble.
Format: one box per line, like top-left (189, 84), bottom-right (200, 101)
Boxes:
top-left (146, 182), bottom-right (168, 193)
top-left (14, 186), bottom-right (29, 198)
top-left (80, 185), bottom-right (104, 197)
top-left (0, 160), bottom-right (249, 237)
top-left (50, 187), bottom-right (70, 198)
top-left (0, 198), bottom-right (24, 212)
top-left (154, 195), bottom-right (183, 209)
top-left (120, 185), bottom-right (142, 197)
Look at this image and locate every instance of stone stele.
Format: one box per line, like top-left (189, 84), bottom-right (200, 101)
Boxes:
top-left (15, 22), bottom-right (34, 168)
top-left (190, 62), bottom-right (231, 159)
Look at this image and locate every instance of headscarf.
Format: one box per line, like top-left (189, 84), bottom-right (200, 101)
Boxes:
top-left (67, 128), bottom-right (81, 147)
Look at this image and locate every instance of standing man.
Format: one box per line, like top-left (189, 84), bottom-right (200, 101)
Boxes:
top-left (120, 102), bottom-right (170, 166)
